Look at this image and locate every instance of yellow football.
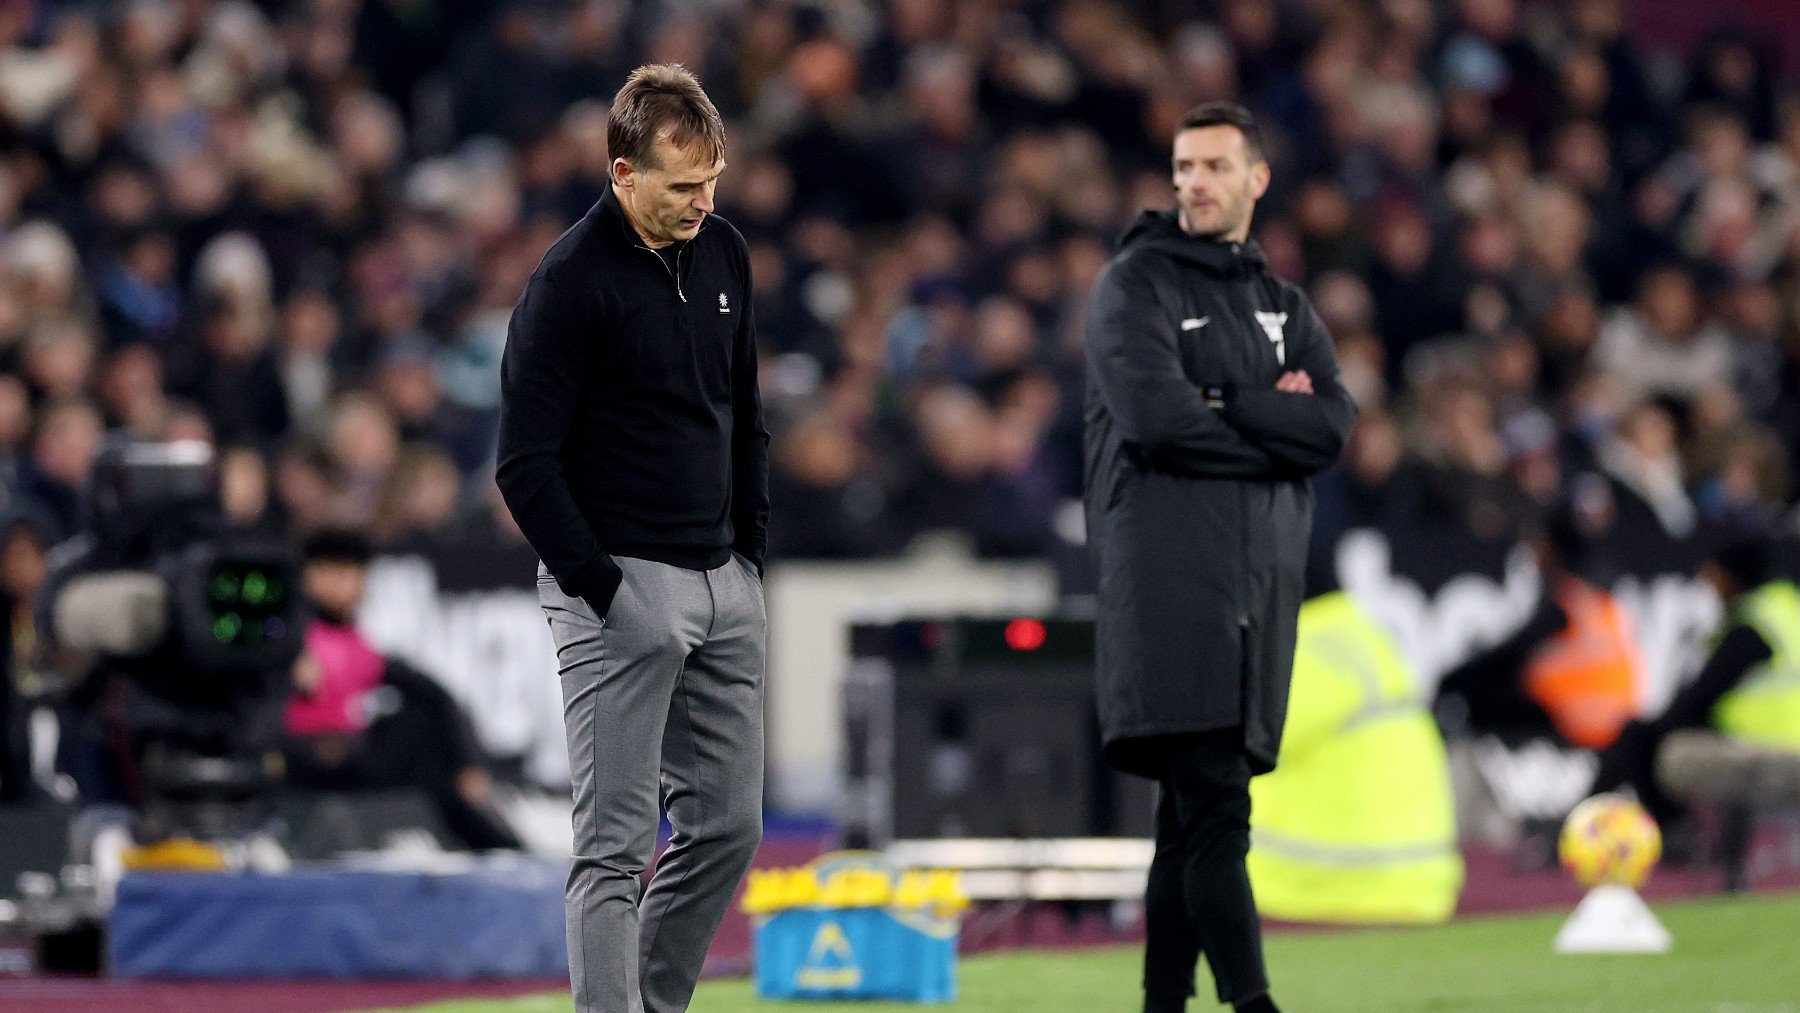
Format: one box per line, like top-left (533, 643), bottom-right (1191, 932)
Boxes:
top-left (1559, 794), bottom-right (1662, 888)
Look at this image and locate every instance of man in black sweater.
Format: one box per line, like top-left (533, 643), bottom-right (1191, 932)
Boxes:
top-left (495, 65), bottom-right (769, 1013)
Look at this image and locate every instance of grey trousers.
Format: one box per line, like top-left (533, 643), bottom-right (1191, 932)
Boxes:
top-left (539, 553), bottom-right (765, 1013)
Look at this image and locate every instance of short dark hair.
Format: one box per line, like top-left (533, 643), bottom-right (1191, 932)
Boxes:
top-left (303, 527), bottom-right (374, 567)
top-left (607, 64), bottom-right (726, 171)
top-left (1178, 102), bottom-right (1267, 164)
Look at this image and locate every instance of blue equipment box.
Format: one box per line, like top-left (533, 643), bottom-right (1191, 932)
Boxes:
top-left (753, 906), bottom-right (957, 1003)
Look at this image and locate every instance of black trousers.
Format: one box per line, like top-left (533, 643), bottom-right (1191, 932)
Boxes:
top-left (1142, 729), bottom-right (1269, 1007)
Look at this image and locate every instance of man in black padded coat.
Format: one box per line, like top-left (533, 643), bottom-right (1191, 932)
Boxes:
top-left (1083, 103), bottom-right (1356, 1013)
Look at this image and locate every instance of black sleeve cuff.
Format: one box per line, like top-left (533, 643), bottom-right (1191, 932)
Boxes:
top-left (734, 542), bottom-right (765, 578)
top-left (563, 554), bottom-right (624, 619)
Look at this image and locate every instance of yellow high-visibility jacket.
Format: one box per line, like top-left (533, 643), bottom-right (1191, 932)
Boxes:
top-left (1712, 580), bottom-right (1800, 752)
top-left (1247, 592), bottom-right (1463, 924)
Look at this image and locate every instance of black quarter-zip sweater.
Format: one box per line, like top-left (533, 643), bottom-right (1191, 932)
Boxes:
top-left (495, 185), bottom-right (769, 615)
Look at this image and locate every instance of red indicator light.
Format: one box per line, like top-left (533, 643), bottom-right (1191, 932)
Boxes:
top-left (1005, 618), bottom-right (1047, 651)
top-left (920, 622), bottom-right (944, 649)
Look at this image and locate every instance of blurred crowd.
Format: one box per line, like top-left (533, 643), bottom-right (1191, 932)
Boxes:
top-left (0, 0), bottom-right (1793, 603)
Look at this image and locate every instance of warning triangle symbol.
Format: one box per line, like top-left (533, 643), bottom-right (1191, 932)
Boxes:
top-left (806, 921), bottom-right (856, 966)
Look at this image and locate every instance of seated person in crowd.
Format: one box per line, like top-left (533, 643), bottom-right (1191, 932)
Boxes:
top-left (284, 528), bottom-right (519, 851)
top-left (1248, 571), bottom-right (1463, 925)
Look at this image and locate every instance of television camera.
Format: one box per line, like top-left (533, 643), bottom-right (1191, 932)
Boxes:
top-left (41, 439), bottom-right (304, 844)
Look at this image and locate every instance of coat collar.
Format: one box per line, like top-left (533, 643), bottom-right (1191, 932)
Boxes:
top-left (1118, 208), bottom-right (1266, 277)
top-left (595, 184), bottom-right (643, 248)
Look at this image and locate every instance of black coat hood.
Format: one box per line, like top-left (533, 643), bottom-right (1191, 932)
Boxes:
top-left (1117, 209), bottom-right (1268, 277)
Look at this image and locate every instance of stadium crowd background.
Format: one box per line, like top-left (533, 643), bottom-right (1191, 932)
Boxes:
top-left (0, 0), bottom-right (1795, 805)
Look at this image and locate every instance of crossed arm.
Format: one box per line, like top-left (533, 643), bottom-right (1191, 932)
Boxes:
top-left (1084, 264), bottom-right (1356, 480)
top-left (1218, 301), bottom-right (1358, 475)
top-left (1085, 263), bottom-right (1283, 479)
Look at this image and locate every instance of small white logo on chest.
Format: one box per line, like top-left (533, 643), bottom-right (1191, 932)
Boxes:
top-left (1180, 316), bottom-right (1209, 331)
top-left (1254, 311), bottom-right (1289, 364)
top-left (719, 292), bottom-right (731, 313)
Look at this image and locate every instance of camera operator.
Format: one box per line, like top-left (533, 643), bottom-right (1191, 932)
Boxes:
top-left (281, 527), bottom-right (520, 851)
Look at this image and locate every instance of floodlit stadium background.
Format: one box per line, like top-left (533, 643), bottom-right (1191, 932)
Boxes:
top-left (0, 0), bottom-right (1799, 1009)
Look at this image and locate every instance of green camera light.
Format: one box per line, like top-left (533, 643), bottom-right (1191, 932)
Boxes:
top-left (213, 612), bottom-right (243, 644)
top-left (210, 572), bottom-right (240, 602)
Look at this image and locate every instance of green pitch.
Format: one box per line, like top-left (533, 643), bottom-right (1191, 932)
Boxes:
top-left (390, 892), bottom-right (1800, 1012)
